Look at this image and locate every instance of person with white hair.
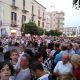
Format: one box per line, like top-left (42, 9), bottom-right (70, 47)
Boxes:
top-left (53, 53), bottom-right (73, 80)
top-left (71, 54), bottom-right (80, 80)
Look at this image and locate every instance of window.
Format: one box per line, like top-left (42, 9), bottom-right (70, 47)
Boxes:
top-left (11, 12), bottom-right (17, 26)
top-left (11, 12), bottom-right (17, 21)
top-left (12, 0), bottom-right (15, 6)
top-left (32, 5), bottom-right (34, 15)
top-left (38, 9), bottom-right (40, 17)
top-left (32, 5), bottom-right (34, 21)
top-left (42, 22), bottom-right (44, 27)
top-left (23, 0), bottom-right (25, 9)
top-left (22, 15), bottom-right (26, 24)
top-left (43, 12), bottom-right (44, 19)
top-left (38, 20), bottom-right (40, 26)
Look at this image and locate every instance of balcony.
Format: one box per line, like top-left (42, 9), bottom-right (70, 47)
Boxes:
top-left (33, 14), bottom-right (36, 17)
top-left (42, 18), bottom-right (46, 21)
top-left (11, 20), bottom-right (17, 27)
top-left (56, 22), bottom-right (64, 25)
top-left (38, 16), bottom-right (42, 19)
top-left (60, 23), bottom-right (64, 25)
top-left (22, 9), bottom-right (29, 13)
top-left (56, 17), bottom-right (64, 20)
top-left (11, 5), bottom-right (18, 10)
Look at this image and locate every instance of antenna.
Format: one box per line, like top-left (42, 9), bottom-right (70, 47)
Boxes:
top-left (50, 0), bottom-right (55, 12)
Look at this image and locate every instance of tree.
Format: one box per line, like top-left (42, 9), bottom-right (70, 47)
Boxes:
top-left (45, 30), bottom-right (62, 36)
top-left (24, 22), bottom-right (39, 35)
top-left (38, 27), bottom-right (44, 35)
top-left (45, 31), bottom-right (50, 36)
top-left (23, 22), bottom-right (44, 35)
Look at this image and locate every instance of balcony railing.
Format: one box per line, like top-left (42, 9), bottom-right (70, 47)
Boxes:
top-left (38, 16), bottom-right (42, 19)
top-left (11, 4), bottom-right (18, 10)
top-left (11, 20), bottom-right (17, 27)
top-left (42, 18), bottom-right (46, 21)
top-left (22, 9), bottom-right (29, 13)
top-left (33, 14), bottom-right (36, 17)
top-left (56, 22), bottom-right (64, 25)
top-left (56, 17), bottom-right (64, 20)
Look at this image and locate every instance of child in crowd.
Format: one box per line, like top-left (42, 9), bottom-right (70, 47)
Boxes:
top-left (10, 49), bottom-right (19, 69)
top-left (10, 49), bottom-right (19, 80)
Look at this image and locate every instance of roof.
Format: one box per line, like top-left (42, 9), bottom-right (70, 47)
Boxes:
top-left (34, 0), bottom-right (46, 9)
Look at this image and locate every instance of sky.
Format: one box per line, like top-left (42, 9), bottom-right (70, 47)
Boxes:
top-left (36, 0), bottom-right (80, 27)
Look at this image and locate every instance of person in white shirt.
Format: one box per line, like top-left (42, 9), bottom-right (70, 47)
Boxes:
top-left (53, 53), bottom-right (73, 80)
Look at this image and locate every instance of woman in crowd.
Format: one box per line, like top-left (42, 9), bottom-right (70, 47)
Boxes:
top-left (10, 49), bottom-right (19, 69)
top-left (10, 49), bottom-right (19, 79)
top-left (0, 61), bottom-right (14, 80)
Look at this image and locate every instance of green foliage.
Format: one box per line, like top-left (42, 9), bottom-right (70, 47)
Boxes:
top-left (45, 31), bottom-right (50, 36)
top-left (23, 22), bottom-right (44, 35)
top-left (22, 22), bottom-right (62, 36)
top-left (38, 27), bottom-right (44, 35)
top-left (45, 30), bottom-right (62, 36)
top-left (24, 22), bottom-right (38, 35)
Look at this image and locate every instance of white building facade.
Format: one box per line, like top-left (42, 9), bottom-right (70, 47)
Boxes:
top-left (45, 12), bottom-right (51, 31)
top-left (77, 26), bottom-right (80, 36)
top-left (45, 11), bottom-right (65, 33)
top-left (50, 11), bottom-right (65, 32)
top-left (63, 27), bottom-right (77, 37)
top-left (0, 0), bottom-right (46, 37)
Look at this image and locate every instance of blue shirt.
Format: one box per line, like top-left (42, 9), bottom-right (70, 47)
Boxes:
top-left (75, 49), bottom-right (80, 55)
top-left (67, 49), bottom-right (75, 56)
top-left (54, 51), bottom-right (68, 64)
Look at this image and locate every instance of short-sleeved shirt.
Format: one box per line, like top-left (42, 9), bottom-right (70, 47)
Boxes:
top-left (37, 74), bottom-right (49, 80)
top-left (15, 68), bottom-right (31, 80)
top-left (54, 61), bottom-right (72, 75)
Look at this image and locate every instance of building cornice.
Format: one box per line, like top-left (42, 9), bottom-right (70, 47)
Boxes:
top-left (34, 0), bottom-right (46, 9)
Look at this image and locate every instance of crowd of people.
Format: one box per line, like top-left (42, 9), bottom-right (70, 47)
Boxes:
top-left (0, 35), bottom-right (80, 80)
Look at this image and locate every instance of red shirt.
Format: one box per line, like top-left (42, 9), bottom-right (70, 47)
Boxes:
top-left (73, 67), bottom-right (80, 80)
